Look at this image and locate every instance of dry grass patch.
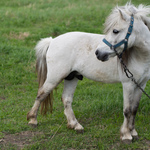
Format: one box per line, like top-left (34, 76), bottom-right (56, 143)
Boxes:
top-left (6, 32), bottom-right (30, 40)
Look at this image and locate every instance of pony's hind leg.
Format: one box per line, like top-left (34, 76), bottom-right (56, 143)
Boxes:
top-left (62, 78), bottom-right (84, 133)
top-left (27, 81), bottom-right (58, 126)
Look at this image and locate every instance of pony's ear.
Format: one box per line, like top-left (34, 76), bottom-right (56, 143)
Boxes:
top-left (141, 16), bottom-right (150, 31)
top-left (118, 9), bottom-right (130, 21)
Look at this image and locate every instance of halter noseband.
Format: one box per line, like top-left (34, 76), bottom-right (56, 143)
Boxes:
top-left (103, 15), bottom-right (134, 58)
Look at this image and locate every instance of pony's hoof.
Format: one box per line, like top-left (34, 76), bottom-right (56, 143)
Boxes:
top-left (133, 135), bottom-right (139, 140)
top-left (74, 123), bottom-right (84, 130)
top-left (76, 129), bottom-right (84, 134)
top-left (122, 139), bottom-right (132, 144)
top-left (75, 123), bottom-right (84, 134)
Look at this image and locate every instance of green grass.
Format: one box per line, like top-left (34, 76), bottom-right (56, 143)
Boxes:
top-left (0, 0), bottom-right (150, 149)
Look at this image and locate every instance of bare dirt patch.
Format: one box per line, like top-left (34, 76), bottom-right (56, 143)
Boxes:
top-left (5, 32), bottom-right (30, 40)
top-left (110, 138), bottom-right (150, 150)
top-left (0, 131), bottom-right (43, 150)
top-left (0, 96), bottom-right (6, 100)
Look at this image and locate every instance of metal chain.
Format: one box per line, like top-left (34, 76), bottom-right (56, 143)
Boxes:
top-left (114, 48), bottom-right (150, 99)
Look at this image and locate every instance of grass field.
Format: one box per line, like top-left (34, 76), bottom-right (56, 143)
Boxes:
top-left (0, 0), bottom-right (150, 149)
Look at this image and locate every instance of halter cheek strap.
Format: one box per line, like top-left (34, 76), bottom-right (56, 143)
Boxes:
top-left (103, 15), bottom-right (134, 58)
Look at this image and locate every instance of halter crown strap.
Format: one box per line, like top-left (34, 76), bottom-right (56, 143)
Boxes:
top-left (103, 15), bottom-right (134, 58)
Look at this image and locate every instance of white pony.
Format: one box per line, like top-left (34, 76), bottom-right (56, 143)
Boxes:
top-left (27, 3), bottom-right (150, 143)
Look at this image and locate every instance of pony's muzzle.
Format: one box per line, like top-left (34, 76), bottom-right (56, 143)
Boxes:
top-left (95, 50), bottom-right (109, 62)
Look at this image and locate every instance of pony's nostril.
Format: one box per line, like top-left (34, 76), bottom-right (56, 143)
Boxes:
top-left (95, 50), bottom-right (109, 61)
top-left (95, 50), bottom-right (99, 56)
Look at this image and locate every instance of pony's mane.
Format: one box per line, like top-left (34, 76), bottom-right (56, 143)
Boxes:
top-left (104, 3), bottom-right (150, 33)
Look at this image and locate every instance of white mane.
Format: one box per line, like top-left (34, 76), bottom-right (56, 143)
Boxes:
top-left (104, 3), bottom-right (150, 33)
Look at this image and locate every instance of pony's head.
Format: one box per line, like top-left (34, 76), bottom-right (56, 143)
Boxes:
top-left (96, 3), bottom-right (150, 61)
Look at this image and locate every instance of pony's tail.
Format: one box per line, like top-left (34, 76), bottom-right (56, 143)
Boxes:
top-left (35, 37), bottom-right (53, 115)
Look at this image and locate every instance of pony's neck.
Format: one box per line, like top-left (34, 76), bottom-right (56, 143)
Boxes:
top-left (134, 24), bottom-right (150, 62)
top-left (122, 33), bottom-right (150, 66)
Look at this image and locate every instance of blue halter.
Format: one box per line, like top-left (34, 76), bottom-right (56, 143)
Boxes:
top-left (103, 15), bottom-right (134, 58)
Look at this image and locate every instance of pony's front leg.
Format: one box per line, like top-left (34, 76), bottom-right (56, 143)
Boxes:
top-left (62, 79), bottom-right (84, 133)
top-left (129, 86), bottom-right (144, 139)
top-left (121, 83), bottom-right (144, 143)
top-left (120, 83), bottom-right (135, 143)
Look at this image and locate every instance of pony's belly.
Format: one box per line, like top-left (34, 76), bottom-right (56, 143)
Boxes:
top-left (84, 71), bottom-right (120, 83)
top-left (77, 58), bottom-right (120, 83)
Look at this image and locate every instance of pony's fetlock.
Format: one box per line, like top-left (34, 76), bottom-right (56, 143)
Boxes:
top-left (27, 111), bottom-right (38, 125)
top-left (27, 111), bottom-right (34, 121)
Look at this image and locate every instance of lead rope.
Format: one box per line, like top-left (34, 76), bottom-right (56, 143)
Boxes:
top-left (113, 48), bottom-right (150, 99)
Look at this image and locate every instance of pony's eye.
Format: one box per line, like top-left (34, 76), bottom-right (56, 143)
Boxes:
top-left (113, 29), bottom-right (119, 34)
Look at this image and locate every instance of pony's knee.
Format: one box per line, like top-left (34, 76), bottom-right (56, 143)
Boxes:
top-left (132, 103), bottom-right (139, 116)
top-left (123, 107), bottom-right (131, 118)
